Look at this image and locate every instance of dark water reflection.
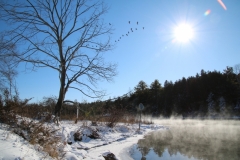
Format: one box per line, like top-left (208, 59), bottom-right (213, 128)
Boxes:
top-left (130, 120), bottom-right (240, 160)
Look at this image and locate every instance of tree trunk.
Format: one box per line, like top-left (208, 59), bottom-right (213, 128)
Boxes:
top-left (55, 95), bottom-right (63, 117)
top-left (54, 64), bottom-right (66, 124)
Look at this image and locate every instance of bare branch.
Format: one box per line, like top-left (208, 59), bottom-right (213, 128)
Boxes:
top-left (68, 86), bottom-right (105, 99)
top-left (0, 36), bottom-right (18, 96)
top-left (0, 0), bottom-right (117, 117)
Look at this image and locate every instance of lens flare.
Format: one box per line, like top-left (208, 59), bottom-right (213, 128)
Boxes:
top-left (217, 0), bottom-right (227, 10)
top-left (204, 9), bottom-right (211, 16)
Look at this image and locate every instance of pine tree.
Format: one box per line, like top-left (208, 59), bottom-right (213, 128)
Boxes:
top-left (134, 80), bottom-right (148, 92)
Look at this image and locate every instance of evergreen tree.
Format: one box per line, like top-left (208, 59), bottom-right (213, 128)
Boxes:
top-left (150, 79), bottom-right (162, 115)
top-left (134, 80), bottom-right (149, 109)
top-left (134, 80), bottom-right (148, 92)
top-left (150, 79), bottom-right (162, 90)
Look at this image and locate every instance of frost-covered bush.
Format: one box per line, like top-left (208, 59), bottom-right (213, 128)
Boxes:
top-left (207, 92), bottom-right (216, 117)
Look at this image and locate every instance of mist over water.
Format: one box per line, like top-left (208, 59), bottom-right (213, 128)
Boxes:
top-left (131, 119), bottom-right (240, 160)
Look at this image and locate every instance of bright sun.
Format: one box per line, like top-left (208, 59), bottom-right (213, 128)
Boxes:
top-left (174, 24), bottom-right (194, 43)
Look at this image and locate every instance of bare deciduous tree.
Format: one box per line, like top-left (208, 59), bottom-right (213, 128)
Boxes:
top-left (0, 0), bottom-right (117, 121)
top-left (0, 37), bottom-right (18, 98)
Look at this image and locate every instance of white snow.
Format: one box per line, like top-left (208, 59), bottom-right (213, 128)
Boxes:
top-left (0, 121), bottom-right (166, 160)
top-left (0, 123), bottom-right (54, 160)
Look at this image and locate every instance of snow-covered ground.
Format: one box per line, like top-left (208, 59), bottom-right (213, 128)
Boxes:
top-left (0, 123), bottom-right (54, 160)
top-left (0, 121), bottom-right (166, 160)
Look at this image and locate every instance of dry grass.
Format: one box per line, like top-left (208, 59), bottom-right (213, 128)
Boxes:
top-left (101, 109), bottom-right (125, 128)
top-left (121, 114), bottom-right (138, 125)
top-left (117, 114), bottom-right (154, 125)
top-left (0, 94), bottom-right (62, 159)
top-left (12, 118), bottom-right (62, 158)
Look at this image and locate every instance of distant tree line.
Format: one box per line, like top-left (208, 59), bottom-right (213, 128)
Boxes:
top-left (84, 66), bottom-right (240, 118)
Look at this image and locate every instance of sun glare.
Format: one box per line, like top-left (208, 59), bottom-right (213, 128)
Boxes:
top-left (174, 24), bottom-right (194, 43)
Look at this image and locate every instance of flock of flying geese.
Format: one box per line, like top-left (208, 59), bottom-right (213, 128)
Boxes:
top-left (114, 21), bottom-right (144, 43)
top-left (86, 21), bottom-right (144, 49)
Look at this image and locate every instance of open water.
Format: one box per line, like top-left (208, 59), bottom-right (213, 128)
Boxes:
top-left (130, 119), bottom-right (240, 160)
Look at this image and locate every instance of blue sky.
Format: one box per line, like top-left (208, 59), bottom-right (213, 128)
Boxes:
top-left (14, 0), bottom-right (240, 103)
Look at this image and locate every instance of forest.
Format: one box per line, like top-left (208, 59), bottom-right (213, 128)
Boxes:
top-left (80, 66), bottom-right (240, 118)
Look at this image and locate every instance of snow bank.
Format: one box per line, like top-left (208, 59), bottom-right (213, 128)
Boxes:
top-left (58, 122), bottom-right (165, 160)
top-left (0, 121), bottom-right (165, 160)
top-left (0, 123), bottom-right (53, 160)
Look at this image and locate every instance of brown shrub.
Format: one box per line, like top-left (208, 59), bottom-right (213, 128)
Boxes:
top-left (104, 108), bottom-right (125, 128)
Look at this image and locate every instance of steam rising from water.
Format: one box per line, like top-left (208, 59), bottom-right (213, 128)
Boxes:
top-left (132, 118), bottom-right (240, 160)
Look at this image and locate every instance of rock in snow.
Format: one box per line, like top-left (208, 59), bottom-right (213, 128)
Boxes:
top-left (102, 151), bottom-right (118, 160)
